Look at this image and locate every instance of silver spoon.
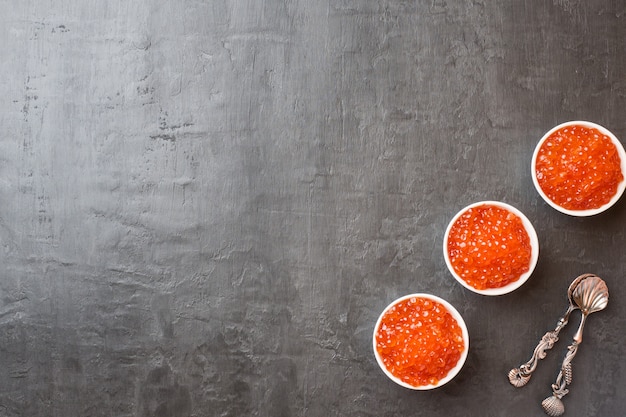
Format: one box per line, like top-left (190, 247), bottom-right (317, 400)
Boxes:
top-left (541, 274), bottom-right (609, 416)
top-left (508, 273), bottom-right (591, 387)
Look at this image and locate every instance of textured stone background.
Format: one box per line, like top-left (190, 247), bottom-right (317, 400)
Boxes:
top-left (1, 1), bottom-right (625, 416)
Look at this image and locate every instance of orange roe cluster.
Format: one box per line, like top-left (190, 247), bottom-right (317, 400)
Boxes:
top-left (535, 124), bottom-right (624, 211)
top-left (375, 297), bottom-right (465, 387)
top-left (447, 204), bottom-right (532, 290)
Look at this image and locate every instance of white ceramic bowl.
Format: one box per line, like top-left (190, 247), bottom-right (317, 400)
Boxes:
top-left (443, 201), bottom-right (539, 296)
top-left (531, 121), bottom-right (626, 216)
top-left (372, 293), bottom-right (469, 390)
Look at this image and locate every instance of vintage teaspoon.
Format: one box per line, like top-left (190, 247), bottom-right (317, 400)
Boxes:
top-left (541, 274), bottom-right (609, 416)
top-left (508, 273), bottom-right (591, 387)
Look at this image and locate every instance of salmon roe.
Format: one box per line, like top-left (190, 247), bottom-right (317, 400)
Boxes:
top-left (446, 204), bottom-right (532, 290)
top-left (375, 297), bottom-right (465, 387)
top-left (535, 124), bottom-right (624, 211)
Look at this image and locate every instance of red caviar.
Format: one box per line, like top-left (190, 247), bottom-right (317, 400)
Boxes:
top-left (375, 297), bottom-right (465, 387)
top-left (446, 204), bottom-right (532, 290)
top-left (535, 124), bottom-right (624, 211)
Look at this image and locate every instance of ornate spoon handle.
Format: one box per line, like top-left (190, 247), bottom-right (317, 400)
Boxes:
top-left (541, 342), bottom-right (578, 416)
top-left (508, 308), bottom-right (573, 387)
top-left (542, 304), bottom-right (595, 416)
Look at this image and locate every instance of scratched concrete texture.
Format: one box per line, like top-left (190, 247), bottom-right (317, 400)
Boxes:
top-left (1, 0), bottom-right (626, 416)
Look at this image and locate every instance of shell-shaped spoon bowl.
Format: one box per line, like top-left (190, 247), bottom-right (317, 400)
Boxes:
top-left (572, 275), bottom-right (609, 314)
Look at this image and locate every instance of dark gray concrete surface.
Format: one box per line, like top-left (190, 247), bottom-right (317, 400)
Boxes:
top-left (1, 1), bottom-right (625, 416)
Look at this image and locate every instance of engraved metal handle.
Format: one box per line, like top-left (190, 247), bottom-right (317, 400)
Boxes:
top-left (507, 307), bottom-right (574, 387)
top-left (541, 342), bottom-right (578, 416)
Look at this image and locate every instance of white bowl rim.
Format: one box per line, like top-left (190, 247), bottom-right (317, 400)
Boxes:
top-left (442, 201), bottom-right (540, 296)
top-left (372, 293), bottom-right (470, 390)
top-left (531, 120), bottom-right (626, 217)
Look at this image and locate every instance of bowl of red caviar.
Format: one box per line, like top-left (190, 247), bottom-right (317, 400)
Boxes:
top-left (532, 121), bottom-right (626, 216)
top-left (443, 201), bottom-right (539, 296)
top-left (373, 293), bottom-right (469, 390)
